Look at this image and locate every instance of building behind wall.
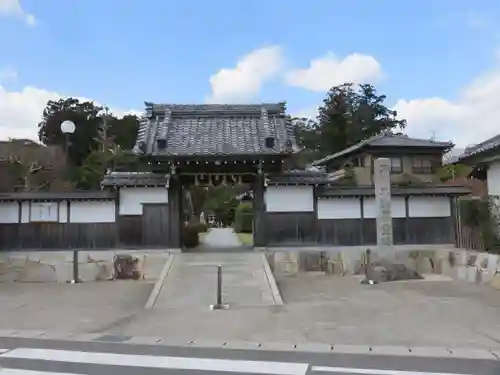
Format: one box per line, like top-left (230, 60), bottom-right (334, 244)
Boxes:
top-left (0, 104), bottom-right (473, 251)
top-left (311, 133), bottom-right (453, 186)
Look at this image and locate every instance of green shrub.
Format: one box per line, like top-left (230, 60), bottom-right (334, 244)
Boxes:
top-left (182, 225), bottom-right (200, 248)
top-left (235, 203), bottom-right (253, 233)
top-left (194, 222), bottom-right (208, 233)
top-left (459, 197), bottom-right (500, 251)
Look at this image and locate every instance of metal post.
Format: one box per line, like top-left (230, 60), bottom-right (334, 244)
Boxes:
top-left (216, 265), bottom-right (222, 307)
top-left (73, 250), bottom-right (79, 284)
top-left (361, 248), bottom-right (377, 285)
top-left (210, 264), bottom-right (229, 310)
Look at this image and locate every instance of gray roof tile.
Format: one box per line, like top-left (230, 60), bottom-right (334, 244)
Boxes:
top-left (132, 102), bottom-right (297, 157)
top-left (458, 133), bottom-right (500, 161)
top-left (101, 172), bottom-right (169, 187)
top-left (312, 133), bottom-right (453, 166)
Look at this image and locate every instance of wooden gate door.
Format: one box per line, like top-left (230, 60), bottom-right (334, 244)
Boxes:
top-left (142, 204), bottom-right (170, 247)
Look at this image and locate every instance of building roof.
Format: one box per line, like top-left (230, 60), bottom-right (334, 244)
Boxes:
top-left (266, 170), bottom-right (346, 185)
top-left (101, 172), bottom-right (170, 187)
top-left (319, 184), bottom-right (470, 197)
top-left (0, 191), bottom-right (115, 201)
top-left (132, 102), bottom-right (298, 158)
top-left (312, 133), bottom-right (453, 167)
top-left (457, 133), bottom-right (500, 162)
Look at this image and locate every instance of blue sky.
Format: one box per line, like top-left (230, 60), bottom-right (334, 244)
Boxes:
top-left (1, 0), bottom-right (500, 146)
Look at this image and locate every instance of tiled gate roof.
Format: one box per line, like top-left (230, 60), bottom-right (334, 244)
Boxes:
top-left (132, 102), bottom-right (298, 157)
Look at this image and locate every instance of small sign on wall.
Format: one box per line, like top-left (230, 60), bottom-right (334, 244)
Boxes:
top-left (30, 202), bottom-right (58, 222)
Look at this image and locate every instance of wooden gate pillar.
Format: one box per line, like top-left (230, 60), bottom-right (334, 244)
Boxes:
top-left (253, 174), bottom-right (266, 247)
top-left (168, 174), bottom-right (182, 249)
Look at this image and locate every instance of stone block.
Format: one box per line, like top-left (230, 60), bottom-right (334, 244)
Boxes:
top-left (17, 262), bottom-right (57, 282)
top-left (478, 270), bottom-right (492, 284)
top-left (487, 254), bottom-right (500, 274)
top-left (456, 266), bottom-right (468, 281)
top-left (448, 348), bottom-right (498, 359)
top-left (370, 346), bottom-right (412, 356)
top-left (416, 257), bottom-right (434, 274)
top-left (0, 268), bottom-right (19, 282)
top-left (189, 340), bottom-right (226, 348)
top-left (224, 341), bottom-right (261, 350)
top-left (475, 253), bottom-right (489, 268)
top-left (283, 260), bottom-right (299, 276)
top-left (489, 273), bottom-right (500, 289)
top-left (78, 263), bottom-right (112, 282)
top-left (7, 255), bottom-right (30, 268)
top-left (127, 336), bottom-right (163, 345)
top-left (409, 347), bottom-right (452, 357)
top-left (332, 344), bottom-right (372, 354)
top-left (325, 260), bottom-right (343, 276)
top-left (259, 341), bottom-right (296, 351)
top-left (295, 343), bottom-right (332, 353)
top-left (467, 266), bottom-right (479, 283)
top-left (453, 250), bottom-right (468, 266)
top-left (54, 263), bottom-right (73, 283)
top-left (434, 258), bottom-right (452, 276)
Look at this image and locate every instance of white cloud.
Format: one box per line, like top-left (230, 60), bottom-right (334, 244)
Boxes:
top-left (206, 46), bottom-right (284, 103)
top-left (0, 78), bottom-right (140, 141)
top-left (285, 52), bottom-right (384, 92)
top-left (393, 66), bottom-right (500, 147)
top-left (0, 0), bottom-right (36, 26)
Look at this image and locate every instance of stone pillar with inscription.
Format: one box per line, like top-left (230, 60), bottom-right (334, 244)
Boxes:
top-left (373, 158), bottom-right (395, 260)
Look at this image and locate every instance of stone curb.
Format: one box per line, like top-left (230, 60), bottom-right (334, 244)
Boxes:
top-left (0, 330), bottom-right (499, 360)
top-left (144, 254), bottom-right (176, 309)
top-left (260, 253), bottom-right (284, 306)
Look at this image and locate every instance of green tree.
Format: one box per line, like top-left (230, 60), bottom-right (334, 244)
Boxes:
top-left (294, 83), bottom-right (407, 158)
top-left (203, 185), bottom-right (239, 226)
top-left (37, 98), bottom-right (139, 188)
top-left (437, 164), bottom-right (472, 182)
top-left (108, 114), bottom-right (140, 150)
top-left (37, 98), bottom-right (103, 167)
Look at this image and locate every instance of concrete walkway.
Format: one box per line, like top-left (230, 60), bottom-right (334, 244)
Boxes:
top-left (202, 228), bottom-right (242, 248)
top-left (154, 253), bottom-right (282, 309)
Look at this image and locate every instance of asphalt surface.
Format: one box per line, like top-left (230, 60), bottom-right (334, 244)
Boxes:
top-left (0, 336), bottom-right (499, 375)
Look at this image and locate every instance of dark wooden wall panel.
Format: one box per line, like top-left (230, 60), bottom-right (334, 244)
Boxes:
top-left (392, 218), bottom-right (406, 244)
top-left (265, 212), bottom-right (316, 245)
top-left (317, 219), bottom-right (362, 246)
top-left (362, 219), bottom-right (377, 245)
top-left (253, 175), bottom-right (266, 247)
top-left (117, 216), bottom-right (142, 247)
top-left (142, 204), bottom-right (170, 247)
top-left (0, 223), bottom-right (118, 250)
top-left (406, 217), bottom-right (453, 244)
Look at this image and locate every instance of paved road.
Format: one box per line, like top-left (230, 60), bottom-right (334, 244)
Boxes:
top-left (155, 253), bottom-right (279, 308)
top-left (0, 337), bottom-right (499, 375)
top-left (203, 228), bottom-right (242, 248)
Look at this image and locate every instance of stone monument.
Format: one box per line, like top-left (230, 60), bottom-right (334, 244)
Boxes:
top-left (364, 158), bottom-right (422, 283)
top-left (374, 158), bottom-right (394, 258)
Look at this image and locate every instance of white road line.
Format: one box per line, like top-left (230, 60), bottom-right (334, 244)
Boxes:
top-left (0, 369), bottom-right (80, 375)
top-left (312, 366), bottom-right (473, 375)
top-left (0, 348), bottom-right (309, 375)
top-left (0, 350), bottom-right (10, 354)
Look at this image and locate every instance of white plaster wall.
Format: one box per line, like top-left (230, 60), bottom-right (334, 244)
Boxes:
top-left (70, 201), bottom-right (115, 223)
top-left (363, 197), bottom-right (406, 218)
top-left (0, 202), bottom-right (19, 223)
top-left (119, 187), bottom-right (168, 215)
top-left (317, 198), bottom-right (361, 219)
top-left (58, 201), bottom-right (68, 223)
top-left (408, 196), bottom-right (451, 218)
top-left (487, 160), bottom-right (500, 196)
top-left (265, 186), bottom-right (314, 212)
top-left (30, 202), bottom-right (58, 222)
top-left (21, 202), bottom-right (30, 223)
